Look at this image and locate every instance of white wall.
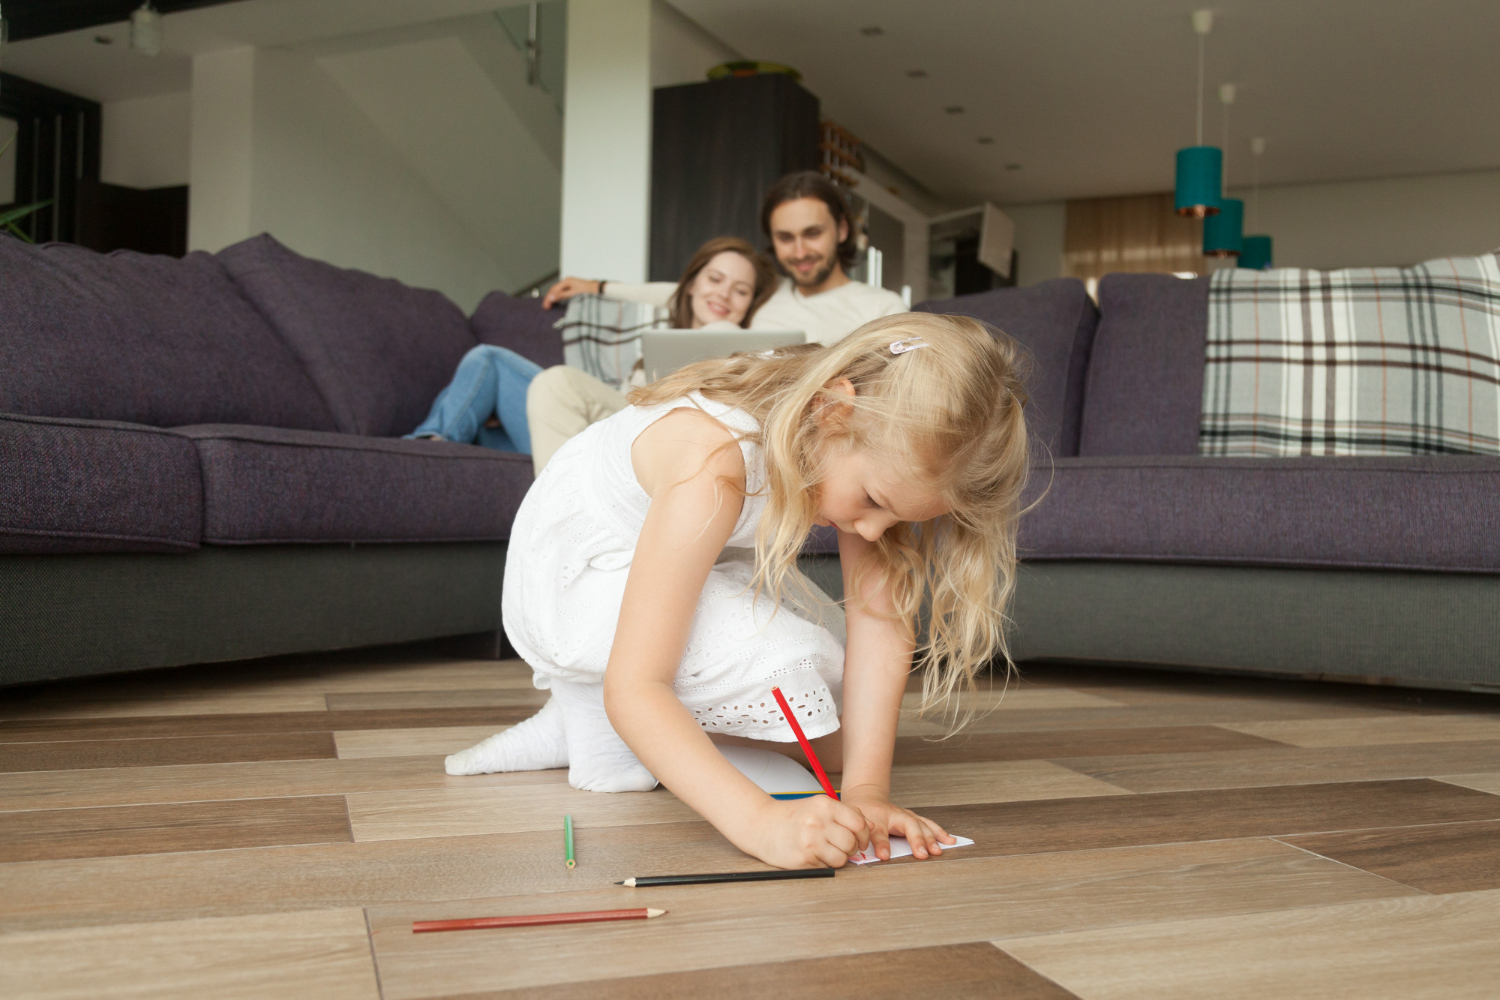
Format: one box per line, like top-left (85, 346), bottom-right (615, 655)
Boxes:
top-left (188, 46), bottom-right (254, 255)
top-left (1230, 168), bottom-right (1500, 270)
top-left (561, 0), bottom-right (652, 282)
top-left (101, 91), bottom-right (191, 189)
top-left (247, 46), bottom-right (511, 312)
top-left (186, 20), bottom-right (564, 312)
top-left (651, 0), bottom-right (739, 90)
top-left (1002, 200), bottom-right (1067, 288)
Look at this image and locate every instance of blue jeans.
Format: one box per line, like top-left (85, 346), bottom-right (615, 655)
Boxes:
top-left (406, 345), bottom-right (542, 454)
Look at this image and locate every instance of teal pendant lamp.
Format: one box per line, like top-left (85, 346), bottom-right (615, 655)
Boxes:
top-left (1174, 10), bottom-right (1221, 218)
top-left (1203, 84), bottom-right (1241, 256)
top-left (1204, 198), bottom-right (1244, 257)
top-left (1240, 235), bottom-right (1273, 269)
top-left (1175, 147), bottom-right (1222, 218)
top-left (1239, 137), bottom-right (1273, 269)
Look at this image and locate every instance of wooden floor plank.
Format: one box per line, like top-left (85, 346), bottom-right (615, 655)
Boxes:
top-left (0, 755), bottom-right (564, 813)
top-left (888, 760), bottom-right (1131, 806)
top-left (1217, 714), bottom-right (1500, 747)
top-left (1277, 819), bottom-right (1500, 894)
top-left (997, 888), bottom-right (1500, 1000)
top-left (0, 795), bottom-right (353, 862)
top-left (442, 941), bottom-right (1080, 1000)
top-left (0, 821), bottom-right (750, 931)
top-left (363, 839), bottom-right (1413, 998)
top-left (1435, 772), bottom-right (1500, 796)
top-left (1018, 663), bottom-right (1493, 715)
top-left (903, 780), bottom-right (1500, 861)
top-left (1057, 740), bottom-right (1500, 792)
top-left (0, 706), bottom-right (536, 743)
top-left (327, 689), bottom-right (549, 711)
top-left (0, 693), bottom-right (331, 720)
top-left (346, 759), bottom-right (1131, 843)
top-left (891, 726), bottom-right (1282, 767)
top-left (0, 732), bottom-right (337, 773)
top-left (916, 700), bottom-right (1410, 737)
top-left (0, 907), bottom-right (381, 1000)
top-left (335, 726), bottom-right (514, 759)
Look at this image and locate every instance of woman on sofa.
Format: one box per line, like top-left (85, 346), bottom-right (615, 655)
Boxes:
top-left (406, 237), bottom-right (776, 453)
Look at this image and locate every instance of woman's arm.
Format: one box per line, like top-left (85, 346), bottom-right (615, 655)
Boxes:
top-left (542, 278), bottom-right (677, 310)
top-left (604, 411), bottom-right (870, 868)
top-left (835, 529), bottom-right (957, 860)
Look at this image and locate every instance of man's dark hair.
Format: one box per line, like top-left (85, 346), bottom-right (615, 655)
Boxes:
top-left (759, 170), bottom-right (860, 270)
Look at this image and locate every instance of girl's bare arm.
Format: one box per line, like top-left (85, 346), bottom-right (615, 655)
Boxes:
top-left (835, 529), bottom-right (956, 859)
top-left (604, 410), bottom-right (869, 868)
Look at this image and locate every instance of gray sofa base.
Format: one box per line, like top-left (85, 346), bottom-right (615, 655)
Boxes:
top-left (1008, 561), bottom-right (1500, 693)
top-left (0, 542), bottom-right (507, 687)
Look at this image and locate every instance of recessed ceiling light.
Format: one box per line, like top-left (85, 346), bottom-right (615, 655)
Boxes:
top-left (906, 69), bottom-right (928, 79)
top-left (1005, 163), bottom-right (1022, 171)
top-left (945, 106), bottom-right (965, 115)
top-left (977, 136), bottom-right (995, 145)
top-left (860, 26), bottom-right (884, 36)
top-left (94, 35), bottom-right (114, 45)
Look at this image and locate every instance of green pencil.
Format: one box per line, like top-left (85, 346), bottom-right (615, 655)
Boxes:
top-left (564, 814), bottom-right (576, 869)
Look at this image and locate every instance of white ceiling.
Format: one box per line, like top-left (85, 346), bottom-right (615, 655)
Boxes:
top-left (672, 0), bottom-right (1500, 204)
top-left (0, 0), bottom-right (510, 102)
top-left (8, 0), bottom-right (1499, 205)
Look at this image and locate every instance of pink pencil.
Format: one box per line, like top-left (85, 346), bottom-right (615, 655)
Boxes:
top-left (413, 907), bottom-right (666, 933)
top-left (771, 686), bottom-right (839, 799)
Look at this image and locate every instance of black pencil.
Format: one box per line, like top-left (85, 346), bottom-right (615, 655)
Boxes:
top-left (617, 870), bottom-right (836, 887)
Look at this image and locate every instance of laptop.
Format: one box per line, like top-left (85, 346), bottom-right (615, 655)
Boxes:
top-left (640, 329), bottom-right (808, 381)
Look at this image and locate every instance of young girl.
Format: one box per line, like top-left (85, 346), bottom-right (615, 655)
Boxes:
top-left (446, 313), bottom-right (1030, 869)
top-left (406, 237), bottom-right (776, 452)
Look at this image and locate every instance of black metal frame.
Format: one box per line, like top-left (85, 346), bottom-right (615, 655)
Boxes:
top-left (0, 72), bottom-right (101, 243)
top-left (3, 0), bottom-right (238, 42)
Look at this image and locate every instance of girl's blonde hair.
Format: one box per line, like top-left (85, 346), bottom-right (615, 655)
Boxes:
top-left (629, 313), bottom-right (1030, 719)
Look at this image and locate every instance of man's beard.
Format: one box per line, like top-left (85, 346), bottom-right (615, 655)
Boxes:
top-left (784, 253), bottom-right (838, 289)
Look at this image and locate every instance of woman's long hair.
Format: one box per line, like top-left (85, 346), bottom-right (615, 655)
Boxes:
top-left (629, 313), bottom-right (1031, 723)
top-left (667, 237), bottom-right (778, 329)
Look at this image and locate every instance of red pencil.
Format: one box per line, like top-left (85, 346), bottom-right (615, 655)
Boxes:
top-left (413, 907), bottom-right (666, 933)
top-left (770, 685), bottom-right (839, 799)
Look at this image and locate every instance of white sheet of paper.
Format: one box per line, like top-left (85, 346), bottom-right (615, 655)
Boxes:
top-left (850, 834), bottom-right (975, 865)
top-left (717, 745), bottom-right (821, 794)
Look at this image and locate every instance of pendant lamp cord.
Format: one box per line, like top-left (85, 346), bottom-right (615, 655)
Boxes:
top-left (1222, 99), bottom-right (1230, 189)
top-left (1196, 33), bottom-right (1205, 146)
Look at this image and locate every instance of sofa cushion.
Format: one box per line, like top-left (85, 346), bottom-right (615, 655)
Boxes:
top-left (470, 291), bottom-right (566, 369)
top-left (0, 413), bottom-right (202, 553)
top-left (216, 235), bottom-right (478, 438)
top-left (0, 240), bottom-right (335, 430)
top-left (1020, 454), bottom-right (1500, 573)
top-left (917, 278), bottom-right (1098, 457)
top-left (1078, 274), bottom-right (1209, 456)
top-left (175, 425), bottom-right (532, 544)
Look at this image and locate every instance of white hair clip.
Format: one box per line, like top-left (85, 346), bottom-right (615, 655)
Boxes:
top-left (889, 338), bottom-right (930, 355)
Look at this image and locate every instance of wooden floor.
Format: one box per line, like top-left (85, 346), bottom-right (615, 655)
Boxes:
top-left (3, 648), bottom-right (1499, 999)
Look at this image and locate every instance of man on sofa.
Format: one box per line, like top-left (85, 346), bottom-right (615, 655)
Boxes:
top-left (527, 171), bottom-right (906, 472)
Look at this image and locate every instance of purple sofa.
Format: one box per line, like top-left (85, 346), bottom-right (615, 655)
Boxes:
top-left (0, 234), bottom-right (562, 685)
top-left (5, 235), bottom-right (1495, 692)
top-left (920, 274), bottom-right (1500, 692)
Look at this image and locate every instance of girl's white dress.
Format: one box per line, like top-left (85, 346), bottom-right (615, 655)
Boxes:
top-left (502, 392), bottom-right (844, 741)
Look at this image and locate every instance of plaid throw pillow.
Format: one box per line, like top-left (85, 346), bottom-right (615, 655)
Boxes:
top-left (555, 294), bottom-right (667, 391)
top-left (1200, 251), bottom-right (1500, 456)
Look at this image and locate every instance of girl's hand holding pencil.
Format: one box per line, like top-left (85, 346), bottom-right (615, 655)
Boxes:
top-left (749, 794), bottom-right (871, 869)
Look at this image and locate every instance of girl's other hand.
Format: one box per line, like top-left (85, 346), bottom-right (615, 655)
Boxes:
top-left (749, 795), bottom-right (871, 869)
top-left (841, 786), bottom-right (956, 861)
top-left (541, 277), bottom-right (604, 309)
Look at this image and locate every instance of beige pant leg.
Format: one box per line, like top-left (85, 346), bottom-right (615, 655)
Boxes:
top-left (525, 366), bottom-right (629, 475)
